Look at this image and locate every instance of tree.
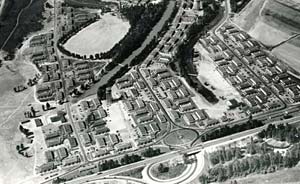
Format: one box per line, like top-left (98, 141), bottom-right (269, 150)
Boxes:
top-left (20, 143), bottom-right (24, 150)
top-left (199, 175), bottom-right (208, 184)
top-left (30, 107), bottom-right (35, 117)
top-left (46, 102), bottom-right (51, 110)
top-left (158, 163), bottom-right (169, 173)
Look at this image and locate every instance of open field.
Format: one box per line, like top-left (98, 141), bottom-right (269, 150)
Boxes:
top-left (0, 12), bottom-right (54, 182)
top-left (233, 0), bottom-right (300, 46)
top-left (221, 166), bottom-right (300, 184)
top-left (0, 54), bottom-right (39, 184)
top-left (64, 13), bottom-right (130, 56)
top-left (272, 38), bottom-right (300, 73)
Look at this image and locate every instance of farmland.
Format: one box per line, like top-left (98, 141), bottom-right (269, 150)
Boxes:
top-left (233, 0), bottom-right (300, 72)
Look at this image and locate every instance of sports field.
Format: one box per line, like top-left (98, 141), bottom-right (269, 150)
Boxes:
top-left (64, 13), bottom-right (130, 56)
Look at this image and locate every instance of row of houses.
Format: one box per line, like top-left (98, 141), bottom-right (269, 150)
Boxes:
top-left (142, 0), bottom-right (197, 67)
top-left (200, 26), bottom-right (284, 115)
top-left (219, 23), bottom-right (300, 105)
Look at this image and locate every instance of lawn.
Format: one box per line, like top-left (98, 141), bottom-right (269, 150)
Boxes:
top-left (272, 40), bottom-right (300, 74)
top-left (115, 167), bottom-right (144, 179)
top-left (222, 166), bottom-right (300, 184)
top-left (64, 13), bottom-right (130, 56)
top-left (0, 61), bottom-right (38, 184)
top-left (151, 161), bottom-right (187, 180)
top-left (0, 44), bottom-right (45, 183)
top-left (164, 129), bottom-right (198, 147)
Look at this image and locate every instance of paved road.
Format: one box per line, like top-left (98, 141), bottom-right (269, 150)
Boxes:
top-left (53, 0), bottom-right (89, 163)
top-left (64, 151), bottom-right (180, 184)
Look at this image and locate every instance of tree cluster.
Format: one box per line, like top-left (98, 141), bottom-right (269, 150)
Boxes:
top-left (201, 119), bottom-right (263, 142)
top-left (98, 153), bottom-right (143, 172)
top-left (58, 0), bottom-right (168, 67)
top-left (141, 147), bottom-right (161, 158)
top-left (158, 163), bottom-right (169, 173)
top-left (98, 159), bottom-right (120, 171)
top-left (19, 125), bottom-right (33, 137)
top-left (258, 124), bottom-right (300, 144)
top-left (209, 146), bottom-right (242, 165)
top-left (97, 64), bottom-right (129, 100)
top-left (13, 85), bottom-right (27, 93)
top-left (206, 143), bottom-right (300, 182)
top-left (57, 16), bottom-right (99, 57)
top-left (174, 2), bottom-right (222, 104)
top-left (120, 154), bottom-right (142, 165)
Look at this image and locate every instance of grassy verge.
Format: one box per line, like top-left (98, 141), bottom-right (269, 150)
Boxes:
top-left (115, 167), bottom-right (144, 179)
top-left (151, 162), bottom-right (187, 180)
top-left (221, 166), bottom-right (300, 184)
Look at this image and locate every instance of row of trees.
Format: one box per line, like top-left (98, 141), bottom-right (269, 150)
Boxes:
top-left (257, 124), bottom-right (300, 144)
top-left (201, 118), bottom-right (264, 142)
top-left (98, 153), bottom-right (142, 172)
top-left (57, 16), bottom-right (99, 58)
top-left (97, 64), bottom-right (129, 100)
top-left (58, 0), bottom-right (168, 66)
top-left (210, 139), bottom-right (272, 165)
top-left (203, 143), bottom-right (300, 183)
top-left (141, 147), bottom-right (162, 158)
top-left (102, 0), bottom-right (169, 72)
top-left (96, 1), bottom-right (179, 99)
top-left (173, 1), bottom-right (222, 104)
top-left (209, 146), bottom-right (242, 165)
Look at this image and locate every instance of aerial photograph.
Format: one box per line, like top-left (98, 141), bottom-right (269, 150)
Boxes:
top-left (0, 0), bottom-right (300, 183)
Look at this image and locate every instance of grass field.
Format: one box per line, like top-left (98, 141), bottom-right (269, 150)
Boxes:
top-left (272, 39), bottom-right (300, 73)
top-left (0, 54), bottom-right (39, 184)
top-left (221, 166), bottom-right (300, 184)
top-left (150, 160), bottom-right (187, 180)
top-left (115, 167), bottom-right (144, 179)
top-left (64, 13), bottom-right (130, 56)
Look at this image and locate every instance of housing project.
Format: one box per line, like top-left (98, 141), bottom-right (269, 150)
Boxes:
top-left (1, 0), bottom-right (300, 184)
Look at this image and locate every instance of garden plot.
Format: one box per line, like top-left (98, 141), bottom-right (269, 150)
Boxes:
top-left (64, 13), bottom-right (130, 55)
